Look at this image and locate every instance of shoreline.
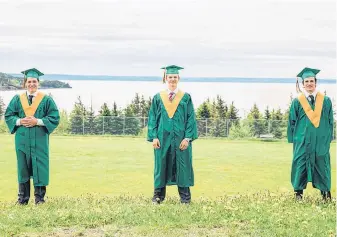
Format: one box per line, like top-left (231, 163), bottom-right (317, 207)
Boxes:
top-left (0, 87), bottom-right (72, 92)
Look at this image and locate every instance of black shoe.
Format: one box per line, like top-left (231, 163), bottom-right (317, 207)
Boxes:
top-left (152, 197), bottom-right (161, 204)
top-left (34, 186), bottom-right (46, 205)
top-left (35, 200), bottom-right (45, 205)
top-left (180, 200), bottom-right (191, 205)
top-left (152, 187), bottom-right (166, 204)
top-left (294, 190), bottom-right (303, 201)
top-left (16, 200), bottom-right (29, 205)
top-left (178, 187), bottom-right (191, 204)
top-left (321, 191), bottom-right (332, 201)
top-left (18, 181), bottom-right (30, 205)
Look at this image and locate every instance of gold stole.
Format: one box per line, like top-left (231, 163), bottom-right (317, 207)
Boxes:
top-left (160, 90), bottom-right (185, 118)
top-left (19, 92), bottom-right (45, 117)
top-left (298, 92), bottom-right (324, 128)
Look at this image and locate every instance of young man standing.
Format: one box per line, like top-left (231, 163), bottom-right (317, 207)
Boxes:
top-left (287, 67), bottom-right (334, 201)
top-left (147, 65), bottom-right (198, 204)
top-left (5, 68), bottom-right (60, 205)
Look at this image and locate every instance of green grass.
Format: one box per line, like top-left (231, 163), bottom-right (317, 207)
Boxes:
top-left (0, 135), bottom-right (335, 236)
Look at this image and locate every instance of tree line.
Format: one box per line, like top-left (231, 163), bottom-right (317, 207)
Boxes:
top-left (0, 93), bottom-right (335, 139)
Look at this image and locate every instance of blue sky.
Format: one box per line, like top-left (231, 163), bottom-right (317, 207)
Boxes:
top-left (0, 0), bottom-right (335, 78)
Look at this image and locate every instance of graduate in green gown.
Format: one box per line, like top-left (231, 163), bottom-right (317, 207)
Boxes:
top-left (5, 68), bottom-right (60, 205)
top-left (287, 67), bottom-right (333, 201)
top-left (147, 65), bottom-right (198, 204)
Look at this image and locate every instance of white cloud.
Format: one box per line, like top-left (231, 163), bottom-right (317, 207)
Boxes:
top-left (0, 0), bottom-right (335, 77)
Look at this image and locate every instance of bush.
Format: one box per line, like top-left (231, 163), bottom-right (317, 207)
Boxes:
top-left (228, 121), bottom-right (252, 139)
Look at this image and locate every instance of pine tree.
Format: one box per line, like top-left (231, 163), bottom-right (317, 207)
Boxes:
top-left (227, 101), bottom-right (240, 132)
top-left (85, 99), bottom-right (96, 134)
top-left (131, 93), bottom-right (142, 117)
top-left (210, 95), bottom-right (228, 137)
top-left (69, 96), bottom-right (87, 134)
top-left (196, 100), bottom-right (211, 136)
top-left (247, 103), bottom-right (265, 137)
top-left (124, 104), bottom-right (141, 135)
top-left (264, 106), bottom-right (271, 120)
top-left (110, 102), bottom-right (124, 135)
top-left (216, 95), bottom-right (227, 119)
top-left (228, 101), bottom-right (239, 121)
top-left (196, 101), bottom-right (211, 119)
top-left (111, 101), bottom-right (119, 116)
top-left (264, 106), bottom-right (271, 133)
top-left (271, 108), bottom-right (284, 138)
top-left (96, 102), bottom-right (111, 134)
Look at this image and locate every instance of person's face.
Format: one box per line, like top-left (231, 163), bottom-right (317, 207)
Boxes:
top-left (302, 76), bottom-right (316, 93)
top-left (25, 77), bottom-right (39, 94)
top-left (166, 74), bottom-right (179, 87)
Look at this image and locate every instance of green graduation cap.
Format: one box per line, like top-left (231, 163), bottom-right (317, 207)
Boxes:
top-left (297, 67), bottom-right (320, 80)
top-left (21, 68), bottom-right (44, 80)
top-left (161, 65), bottom-right (184, 74)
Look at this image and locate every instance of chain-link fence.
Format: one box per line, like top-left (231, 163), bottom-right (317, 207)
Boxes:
top-left (0, 115), bottom-right (336, 140)
top-left (53, 115), bottom-right (336, 140)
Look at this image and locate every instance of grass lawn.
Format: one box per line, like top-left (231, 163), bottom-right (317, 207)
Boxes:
top-left (0, 135), bottom-right (335, 236)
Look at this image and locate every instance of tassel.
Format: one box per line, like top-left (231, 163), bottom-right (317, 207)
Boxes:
top-left (22, 73), bottom-right (26, 88)
top-left (296, 77), bottom-right (302, 93)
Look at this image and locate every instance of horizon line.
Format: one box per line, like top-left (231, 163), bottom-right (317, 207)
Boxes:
top-left (6, 73), bottom-right (337, 81)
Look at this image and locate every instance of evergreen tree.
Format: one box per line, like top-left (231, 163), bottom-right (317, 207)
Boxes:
top-left (264, 106), bottom-right (271, 133)
top-left (196, 101), bottom-right (211, 119)
top-left (271, 108), bottom-right (284, 138)
top-left (247, 103), bottom-right (265, 137)
top-left (124, 104), bottom-right (141, 135)
top-left (69, 96), bottom-right (86, 134)
top-left (264, 106), bottom-right (271, 120)
top-left (85, 100), bottom-right (96, 134)
top-left (210, 95), bottom-right (228, 137)
top-left (196, 100), bottom-right (211, 136)
top-left (110, 102), bottom-right (124, 135)
top-left (131, 93), bottom-right (142, 117)
top-left (227, 101), bottom-right (240, 136)
top-left (227, 101), bottom-right (239, 122)
top-left (96, 102), bottom-right (112, 134)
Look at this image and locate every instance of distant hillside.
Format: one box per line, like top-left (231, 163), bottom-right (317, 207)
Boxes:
top-left (0, 72), bottom-right (71, 91)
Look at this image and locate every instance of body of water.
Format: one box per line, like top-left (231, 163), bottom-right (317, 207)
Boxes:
top-left (1, 80), bottom-right (335, 118)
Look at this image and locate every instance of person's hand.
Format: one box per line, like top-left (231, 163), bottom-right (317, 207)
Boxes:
top-left (179, 139), bottom-right (189, 150)
top-left (153, 138), bottom-right (161, 149)
top-left (21, 116), bottom-right (38, 127)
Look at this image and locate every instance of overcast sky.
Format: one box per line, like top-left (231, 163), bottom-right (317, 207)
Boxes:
top-left (0, 0), bottom-right (335, 78)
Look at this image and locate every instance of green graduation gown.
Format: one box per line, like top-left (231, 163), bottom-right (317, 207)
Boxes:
top-left (5, 93), bottom-right (60, 186)
top-left (287, 93), bottom-right (333, 191)
top-left (147, 91), bottom-right (198, 189)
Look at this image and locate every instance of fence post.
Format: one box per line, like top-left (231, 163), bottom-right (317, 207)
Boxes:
top-left (226, 119), bottom-right (229, 137)
top-left (102, 116), bottom-right (105, 135)
top-left (205, 119), bottom-right (208, 137)
top-left (123, 116), bottom-right (126, 135)
top-left (81, 115), bottom-right (84, 135)
top-left (268, 120), bottom-right (271, 133)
